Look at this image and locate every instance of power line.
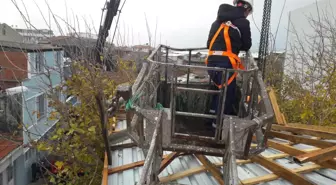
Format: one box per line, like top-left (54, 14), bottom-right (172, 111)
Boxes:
top-left (111, 0), bottom-right (128, 44)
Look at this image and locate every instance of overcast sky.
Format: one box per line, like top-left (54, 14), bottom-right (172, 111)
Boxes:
top-left (0, 0), bottom-right (319, 51)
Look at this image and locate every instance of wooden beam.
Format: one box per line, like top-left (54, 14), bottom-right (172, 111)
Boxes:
top-left (110, 143), bottom-right (137, 150)
top-left (160, 156), bottom-right (321, 185)
top-left (159, 153), bottom-right (292, 183)
top-left (160, 152), bottom-right (180, 173)
top-left (281, 113), bottom-right (288, 125)
top-left (109, 160), bottom-right (146, 174)
top-left (268, 140), bottom-right (336, 170)
top-left (268, 88), bottom-right (286, 125)
top-left (195, 155), bottom-right (224, 185)
top-left (294, 146), bottom-right (336, 164)
top-left (160, 165), bottom-right (206, 183)
top-left (102, 152), bottom-right (109, 185)
top-left (109, 154), bottom-right (170, 174)
top-left (109, 151), bottom-right (295, 176)
top-left (109, 153), bottom-right (185, 174)
top-left (250, 155), bottom-right (315, 185)
top-left (271, 125), bottom-right (336, 140)
top-left (265, 153), bottom-right (290, 160)
top-left (271, 131), bottom-right (335, 149)
top-left (241, 164), bottom-right (321, 185)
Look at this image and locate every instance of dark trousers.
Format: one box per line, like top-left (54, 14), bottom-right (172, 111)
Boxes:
top-left (207, 61), bottom-right (237, 119)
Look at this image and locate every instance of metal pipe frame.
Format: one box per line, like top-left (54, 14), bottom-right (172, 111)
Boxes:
top-left (129, 44), bottom-right (274, 159)
top-left (215, 70), bottom-right (229, 141)
top-left (176, 87), bottom-right (221, 94)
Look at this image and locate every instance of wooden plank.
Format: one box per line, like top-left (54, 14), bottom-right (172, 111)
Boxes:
top-left (265, 153), bottom-right (290, 160)
top-left (281, 113), bottom-right (288, 125)
top-left (250, 155), bottom-right (315, 185)
top-left (160, 166), bottom-right (206, 183)
top-left (268, 88), bottom-right (286, 125)
top-left (109, 153), bottom-right (186, 174)
top-left (110, 143), bottom-right (137, 150)
top-left (272, 125), bottom-right (336, 140)
top-left (160, 158), bottom-right (321, 185)
top-left (294, 146), bottom-right (336, 164)
top-left (271, 131), bottom-right (335, 149)
top-left (268, 140), bottom-right (336, 170)
top-left (102, 152), bottom-right (109, 185)
top-left (108, 160), bottom-right (147, 174)
top-left (109, 151), bottom-right (294, 176)
top-left (241, 164), bottom-right (321, 185)
top-left (109, 154), bottom-right (171, 174)
top-left (195, 155), bottom-right (224, 185)
top-left (160, 152), bottom-right (180, 173)
top-left (159, 153), bottom-right (293, 184)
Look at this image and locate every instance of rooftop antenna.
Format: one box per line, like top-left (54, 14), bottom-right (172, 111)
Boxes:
top-left (153, 16), bottom-right (158, 47)
top-left (144, 13), bottom-right (152, 47)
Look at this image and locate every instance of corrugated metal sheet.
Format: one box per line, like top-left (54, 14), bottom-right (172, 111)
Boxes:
top-left (108, 121), bottom-right (336, 185)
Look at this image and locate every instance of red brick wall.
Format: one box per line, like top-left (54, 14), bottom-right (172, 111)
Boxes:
top-left (0, 51), bottom-right (28, 82)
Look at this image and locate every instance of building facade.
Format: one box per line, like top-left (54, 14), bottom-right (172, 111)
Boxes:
top-left (0, 41), bottom-right (66, 185)
top-left (14, 28), bottom-right (54, 44)
top-left (0, 24), bottom-right (23, 43)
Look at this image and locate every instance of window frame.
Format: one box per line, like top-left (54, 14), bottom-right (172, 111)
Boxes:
top-left (55, 51), bottom-right (62, 68)
top-left (36, 94), bottom-right (46, 120)
top-left (7, 164), bottom-right (13, 182)
top-left (35, 52), bottom-right (44, 74)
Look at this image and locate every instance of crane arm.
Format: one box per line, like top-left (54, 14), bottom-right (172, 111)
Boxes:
top-left (96, 0), bottom-right (121, 65)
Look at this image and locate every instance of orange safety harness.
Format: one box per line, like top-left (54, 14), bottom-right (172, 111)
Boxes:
top-left (205, 21), bottom-right (245, 89)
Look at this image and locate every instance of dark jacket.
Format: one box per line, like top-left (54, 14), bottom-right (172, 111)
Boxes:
top-left (207, 4), bottom-right (252, 63)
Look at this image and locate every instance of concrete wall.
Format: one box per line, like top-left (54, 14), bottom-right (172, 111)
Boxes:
top-left (0, 24), bottom-right (23, 43)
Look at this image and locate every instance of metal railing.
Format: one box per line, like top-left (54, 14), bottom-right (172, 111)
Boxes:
top-left (129, 45), bottom-right (274, 157)
top-left (122, 44), bottom-right (275, 185)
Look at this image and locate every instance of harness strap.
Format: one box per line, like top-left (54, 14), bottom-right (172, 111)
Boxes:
top-left (205, 22), bottom-right (245, 89)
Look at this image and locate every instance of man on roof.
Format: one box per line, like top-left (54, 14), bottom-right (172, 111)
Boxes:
top-left (206, 0), bottom-right (253, 129)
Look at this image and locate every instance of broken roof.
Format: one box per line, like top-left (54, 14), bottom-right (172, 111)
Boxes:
top-left (105, 120), bottom-right (336, 185)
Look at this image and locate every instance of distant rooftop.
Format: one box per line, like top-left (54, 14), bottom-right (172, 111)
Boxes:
top-left (41, 36), bottom-right (107, 48)
top-left (0, 40), bottom-right (62, 52)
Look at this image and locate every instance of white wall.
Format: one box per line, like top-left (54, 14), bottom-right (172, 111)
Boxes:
top-left (0, 147), bottom-right (22, 185)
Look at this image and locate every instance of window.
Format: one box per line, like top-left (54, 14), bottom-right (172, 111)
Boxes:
top-left (25, 151), bottom-right (29, 162)
top-left (7, 165), bottom-right (13, 182)
top-left (0, 172), bottom-right (3, 185)
top-left (37, 94), bottom-right (46, 119)
top-left (56, 89), bottom-right (62, 102)
top-left (2, 25), bottom-right (6, 36)
top-left (56, 51), bottom-right (62, 67)
top-left (35, 52), bottom-right (44, 73)
top-left (0, 99), bottom-right (5, 115)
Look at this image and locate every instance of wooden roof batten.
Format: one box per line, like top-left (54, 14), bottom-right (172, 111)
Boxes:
top-left (105, 106), bottom-right (336, 185)
top-left (102, 53), bottom-right (336, 185)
